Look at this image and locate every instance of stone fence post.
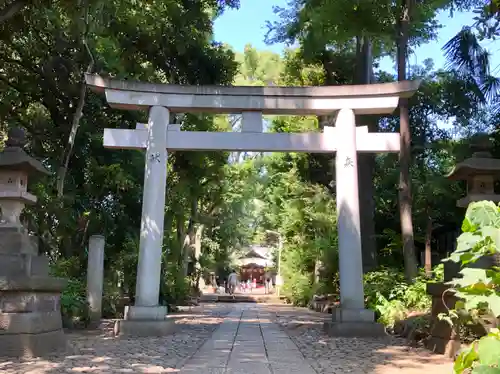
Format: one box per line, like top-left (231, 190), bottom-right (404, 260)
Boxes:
top-left (87, 234), bottom-right (105, 322)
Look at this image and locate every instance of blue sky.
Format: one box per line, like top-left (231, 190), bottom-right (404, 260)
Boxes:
top-left (213, 0), bottom-right (500, 74)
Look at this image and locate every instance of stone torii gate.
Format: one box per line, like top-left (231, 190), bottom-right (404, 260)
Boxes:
top-left (86, 74), bottom-right (420, 336)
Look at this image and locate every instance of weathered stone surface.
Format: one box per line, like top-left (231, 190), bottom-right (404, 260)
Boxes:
top-left (124, 305), bottom-right (168, 320)
top-left (0, 329), bottom-right (65, 358)
top-left (0, 229), bottom-right (37, 255)
top-left (0, 128), bottom-right (66, 358)
top-left (0, 310), bottom-right (62, 334)
top-left (0, 254), bottom-right (49, 277)
top-left (324, 320), bottom-right (387, 337)
top-left (0, 275), bottom-right (66, 291)
top-left (114, 319), bottom-right (176, 337)
top-left (0, 292), bottom-right (60, 313)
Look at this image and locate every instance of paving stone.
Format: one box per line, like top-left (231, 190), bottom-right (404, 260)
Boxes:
top-left (225, 363), bottom-right (272, 374)
top-left (185, 355), bottom-right (228, 367)
top-left (271, 363), bottom-right (318, 374)
top-left (179, 366), bottom-right (226, 374)
top-left (227, 353), bottom-right (268, 364)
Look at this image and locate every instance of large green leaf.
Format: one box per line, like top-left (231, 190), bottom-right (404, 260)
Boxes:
top-left (466, 201), bottom-right (500, 228)
top-left (455, 345), bottom-right (479, 373)
top-left (481, 226), bottom-right (500, 252)
top-left (485, 295), bottom-right (500, 318)
top-left (462, 217), bottom-right (478, 233)
top-left (447, 232), bottom-right (485, 263)
top-left (472, 366), bottom-right (500, 374)
top-left (451, 268), bottom-right (492, 287)
top-left (477, 335), bottom-right (500, 366)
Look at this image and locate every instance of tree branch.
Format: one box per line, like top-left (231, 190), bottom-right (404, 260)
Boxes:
top-left (0, 0), bottom-right (27, 25)
top-left (56, 0), bottom-right (95, 197)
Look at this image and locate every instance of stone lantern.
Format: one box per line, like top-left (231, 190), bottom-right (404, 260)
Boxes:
top-left (445, 133), bottom-right (500, 277)
top-left (0, 128), bottom-right (66, 357)
top-left (426, 133), bottom-right (500, 357)
top-left (447, 133), bottom-right (500, 208)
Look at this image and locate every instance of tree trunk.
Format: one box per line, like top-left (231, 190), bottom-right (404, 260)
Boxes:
top-left (176, 214), bottom-right (186, 254)
top-left (397, 0), bottom-right (418, 282)
top-left (314, 256), bottom-right (322, 284)
top-left (181, 198), bottom-right (198, 277)
top-left (56, 0), bottom-right (94, 197)
top-left (424, 207), bottom-right (432, 277)
top-left (356, 34), bottom-right (378, 272)
top-left (194, 224), bottom-right (205, 289)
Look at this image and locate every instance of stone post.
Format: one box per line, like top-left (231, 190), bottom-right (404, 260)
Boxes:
top-left (135, 106), bottom-right (169, 308)
top-left (87, 235), bottom-right (105, 321)
top-left (335, 108), bottom-right (365, 311)
top-left (324, 108), bottom-right (385, 336)
top-left (115, 106), bottom-right (174, 336)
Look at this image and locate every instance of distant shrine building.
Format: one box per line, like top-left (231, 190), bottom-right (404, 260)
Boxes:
top-left (234, 245), bottom-right (274, 284)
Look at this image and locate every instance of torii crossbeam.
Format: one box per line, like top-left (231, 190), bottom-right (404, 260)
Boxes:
top-left (86, 73), bottom-right (420, 336)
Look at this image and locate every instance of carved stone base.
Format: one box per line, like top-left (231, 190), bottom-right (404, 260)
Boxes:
top-left (323, 307), bottom-right (387, 337)
top-left (425, 282), bottom-right (462, 358)
top-left (114, 319), bottom-right (176, 337)
top-left (0, 329), bottom-right (66, 358)
top-left (323, 321), bottom-right (387, 337)
top-left (113, 305), bottom-right (175, 337)
top-left (0, 276), bottom-right (66, 357)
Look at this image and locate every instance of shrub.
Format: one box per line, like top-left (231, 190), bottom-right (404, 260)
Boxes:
top-left (441, 201), bottom-right (500, 374)
top-left (364, 267), bottom-right (431, 327)
top-left (59, 278), bottom-right (90, 328)
top-left (283, 272), bottom-right (314, 306)
top-left (102, 280), bottom-right (124, 318)
top-left (160, 263), bottom-right (191, 308)
top-left (50, 256), bottom-right (90, 328)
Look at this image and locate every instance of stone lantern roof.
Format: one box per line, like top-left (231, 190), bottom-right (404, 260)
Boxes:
top-left (0, 127), bottom-right (48, 175)
top-left (446, 133), bottom-right (500, 181)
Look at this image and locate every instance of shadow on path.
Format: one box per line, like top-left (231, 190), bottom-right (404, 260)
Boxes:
top-left (0, 303), bottom-right (231, 374)
top-left (266, 304), bottom-right (453, 374)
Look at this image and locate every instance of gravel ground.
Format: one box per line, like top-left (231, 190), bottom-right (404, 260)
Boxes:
top-left (0, 304), bottom-right (231, 374)
top-left (0, 303), bottom-right (455, 374)
top-left (267, 304), bottom-right (454, 374)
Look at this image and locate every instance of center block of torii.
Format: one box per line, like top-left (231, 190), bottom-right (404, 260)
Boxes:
top-left (86, 73), bottom-right (421, 337)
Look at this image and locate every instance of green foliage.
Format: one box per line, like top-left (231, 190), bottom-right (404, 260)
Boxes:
top-left (50, 257), bottom-right (90, 328)
top-left (254, 147), bottom-right (338, 306)
top-left (454, 330), bottom-right (500, 374)
top-left (375, 295), bottom-right (408, 327)
top-left (160, 263), bottom-right (192, 308)
top-left (282, 269), bottom-right (316, 307)
top-left (443, 201), bottom-right (500, 373)
top-left (0, 0), bottom-right (244, 314)
top-left (364, 268), bottom-right (432, 327)
top-left (102, 280), bottom-right (125, 319)
top-left (59, 278), bottom-right (91, 328)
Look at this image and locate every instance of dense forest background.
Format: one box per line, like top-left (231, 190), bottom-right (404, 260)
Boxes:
top-left (0, 0), bottom-right (499, 321)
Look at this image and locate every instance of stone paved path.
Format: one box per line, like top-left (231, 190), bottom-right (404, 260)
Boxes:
top-left (0, 302), bottom-right (454, 374)
top-left (179, 305), bottom-right (316, 374)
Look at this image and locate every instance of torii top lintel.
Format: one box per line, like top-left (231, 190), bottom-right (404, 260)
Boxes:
top-left (85, 74), bottom-right (421, 115)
